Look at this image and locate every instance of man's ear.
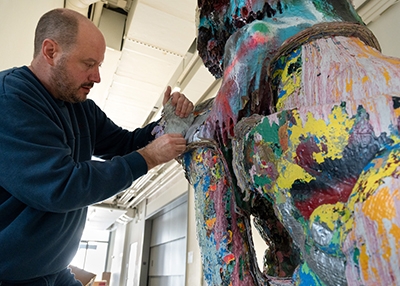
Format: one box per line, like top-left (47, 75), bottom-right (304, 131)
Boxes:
top-left (42, 39), bottom-right (59, 66)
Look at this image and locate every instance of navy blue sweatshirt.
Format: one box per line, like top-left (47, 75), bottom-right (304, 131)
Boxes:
top-left (0, 66), bottom-right (157, 280)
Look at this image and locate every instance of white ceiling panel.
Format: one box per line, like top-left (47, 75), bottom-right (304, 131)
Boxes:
top-left (118, 39), bottom-right (183, 85)
top-left (89, 48), bottom-right (122, 109)
top-left (86, 206), bottom-right (127, 230)
top-left (103, 99), bottom-right (149, 129)
top-left (109, 75), bottom-right (162, 105)
top-left (141, 0), bottom-right (196, 22)
top-left (181, 60), bottom-right (217, 105)
top-left (102, 38), bottom-right (186, 130)
top-left (105, 81), bottom-right (160, 109)
top-left (126, 2), bottom-right (196, 56)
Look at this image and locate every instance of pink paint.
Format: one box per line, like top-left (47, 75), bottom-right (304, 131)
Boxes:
top-left (296, 37), bottom-right (400, 113)
top-left (205, 31), bottom-right (271, 145)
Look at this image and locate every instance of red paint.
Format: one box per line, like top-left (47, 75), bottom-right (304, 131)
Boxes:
top-left (294, 177), bottom-right (357, 219)
top-left (223, 253), bottom-right (236, 264)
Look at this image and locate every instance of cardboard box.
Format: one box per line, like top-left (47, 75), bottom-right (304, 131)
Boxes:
top-left (93, 281), bottom-right (107, 286)
top-left (102, 272), bottom-right (111, 285)
top-left (68, 265), bottom-right (96, 286)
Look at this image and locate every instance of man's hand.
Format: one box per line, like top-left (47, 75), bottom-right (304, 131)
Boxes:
top-left (163, 86), bottom-right (194, 118)
top-left (137, 133), bottom-right (187, 170)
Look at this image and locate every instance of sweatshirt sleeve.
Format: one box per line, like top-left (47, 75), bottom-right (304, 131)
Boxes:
top-left (86, 99), bottom-right (159, 159)
top-left (0, 73), bottom-right (158, 213)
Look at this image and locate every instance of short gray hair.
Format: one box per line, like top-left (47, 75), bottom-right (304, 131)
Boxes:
top-left (33, 8), bottom-right (83, 58)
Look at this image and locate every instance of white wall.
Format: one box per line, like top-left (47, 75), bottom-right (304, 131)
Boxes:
top-left (0, 0), bottom-right (64, 71)
top-left (120, 200), bottom-right (147, 286)
top-left (120, 172), bottom-right (203, 286)
top-left (109, 223), bottom-right (127, 286)
top-left (184, 185), bottom-right (204, 286)
top-left (368, 3), bottom-right (400, 58)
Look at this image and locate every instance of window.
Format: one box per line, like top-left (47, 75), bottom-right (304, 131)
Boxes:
top-left (71, 229), bottom-right (110, 279)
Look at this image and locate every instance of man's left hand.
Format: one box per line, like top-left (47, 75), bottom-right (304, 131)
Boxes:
top-left (163, 86), bottom-right (194, 118)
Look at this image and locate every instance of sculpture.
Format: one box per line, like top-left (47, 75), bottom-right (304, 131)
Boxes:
top-left (158, 1), bottom-right (400, 285)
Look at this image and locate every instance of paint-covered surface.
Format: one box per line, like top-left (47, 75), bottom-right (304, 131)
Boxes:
top-left (232, 35), bottom-right (400, 285)
top-left (234, 96), bottom-right (400, 285)
top-left (182, 146), bottom-right (258, 285)
top-left (159, 0), bottom-right (400, 285)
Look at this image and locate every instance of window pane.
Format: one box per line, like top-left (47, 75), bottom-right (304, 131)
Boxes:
top-left (84, 241), bottom-right (108, 278)
top-left (70, 242), bottom-right (87, 269)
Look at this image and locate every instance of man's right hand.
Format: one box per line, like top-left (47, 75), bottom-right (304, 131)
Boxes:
top-left (137, 133), bottom-right (187, 170)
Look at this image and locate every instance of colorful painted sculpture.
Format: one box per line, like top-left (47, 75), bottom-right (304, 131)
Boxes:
top-left (158, 1), bottom-right (400, 285)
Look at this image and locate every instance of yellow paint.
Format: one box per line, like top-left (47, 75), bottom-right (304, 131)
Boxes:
top-left (342, 209), bottom-right (356, 242)
top-left (343, 152), bottom-right (399, 238)
top-left (362, 75), bottom-right (369, 84)
top-left (362, 186), bottom-right (400, 261)
top-left (310, 202), bottom-right (344, 231)
top-left (359, 244), bottom-right (370, 281)
top-left (360, 240), bottom-right (381, 284)
top-left (339, 149), bottom-right (400, 282)
top-left (237, 222), bottom-right (245, 232)
top-left (206, 217), bottom-right (217, 230)
top-left (371, 266), bottom-right (379, 283)
top-left (354, 37), bottom-right (400, 65)
top-left (271, 106), bottom-right (357, 193)
top-left (383, 69), bottom-right (391, 86)
top-left (363, 186), bottom-right (398, 222)
top-left (347, 150), bottom-right (400, 211)
top-left (394, 106), bottom-right (400, 118)
top-left (346, 77), bottom-right (353, 93)
top-left (289, 107), bottom-right (354, 162)
top-left (390, 223), bottom-right (400, 251)
top-left (276, 161), bottom-right (314, 189)
top-left (227, 230), bottom-right (233, 244)
top-left (313, 152), bottom-right (324, 164)
top-left (274, 53), bottom-right (302, 111)
top-left (195, 152), bottom-right (203, 163)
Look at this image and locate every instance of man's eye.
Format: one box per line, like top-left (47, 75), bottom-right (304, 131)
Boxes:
top-left (86, 63), bottom-right (95, 68)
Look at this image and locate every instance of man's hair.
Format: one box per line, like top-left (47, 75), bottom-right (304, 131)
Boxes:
top-left (33, 9), bottom-right (82, 58)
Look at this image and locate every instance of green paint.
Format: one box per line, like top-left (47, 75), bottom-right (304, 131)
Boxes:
top-left (251, 21), bottom-right (270, 34)
top-left (353, 247), bottom-right (360, 264)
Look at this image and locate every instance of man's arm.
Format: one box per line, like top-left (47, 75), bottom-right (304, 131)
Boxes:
top-left (138, 86), bottom-right (194, 170)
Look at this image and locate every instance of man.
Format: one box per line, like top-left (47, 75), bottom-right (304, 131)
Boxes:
top-left (0, 8), bottom-right (193, 285)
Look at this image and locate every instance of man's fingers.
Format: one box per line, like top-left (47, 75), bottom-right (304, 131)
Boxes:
top-left (180, 101), bottom-right (194, 117)
top-left (163, 85), bottom-right (172, 106)
top-left (171, 92), bottom-right (193, 117)
top-left (162, 86), bottom-right (194, 118)
top-left (138, 133), bottom-right (187, 170)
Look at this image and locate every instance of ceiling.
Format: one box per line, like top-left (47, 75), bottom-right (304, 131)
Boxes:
top-left (83, 0), bottom-right (219, 131)
top-left (0, 0), bottom-right (396, 231)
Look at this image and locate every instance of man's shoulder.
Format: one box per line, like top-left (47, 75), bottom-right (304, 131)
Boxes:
top-left (0, 66), bottom-right (35, 93)
top-left (0, 66), bottom-right (28, 79)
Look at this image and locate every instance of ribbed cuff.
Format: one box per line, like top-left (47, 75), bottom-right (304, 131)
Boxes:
top-left (123, 151), bottom-right (148, 180)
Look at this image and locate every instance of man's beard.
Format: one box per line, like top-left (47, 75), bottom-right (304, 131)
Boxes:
top-left (49, 56), bottom-right (93, 103)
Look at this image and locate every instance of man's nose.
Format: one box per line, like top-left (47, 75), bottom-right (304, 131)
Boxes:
top-left (89, 67), bottom-right (101, 83)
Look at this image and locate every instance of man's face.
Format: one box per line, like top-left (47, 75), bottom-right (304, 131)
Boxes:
top-left (50, 22), bottom-right (105, 103)
top-left (49, 54), bottom-right (94, 103)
